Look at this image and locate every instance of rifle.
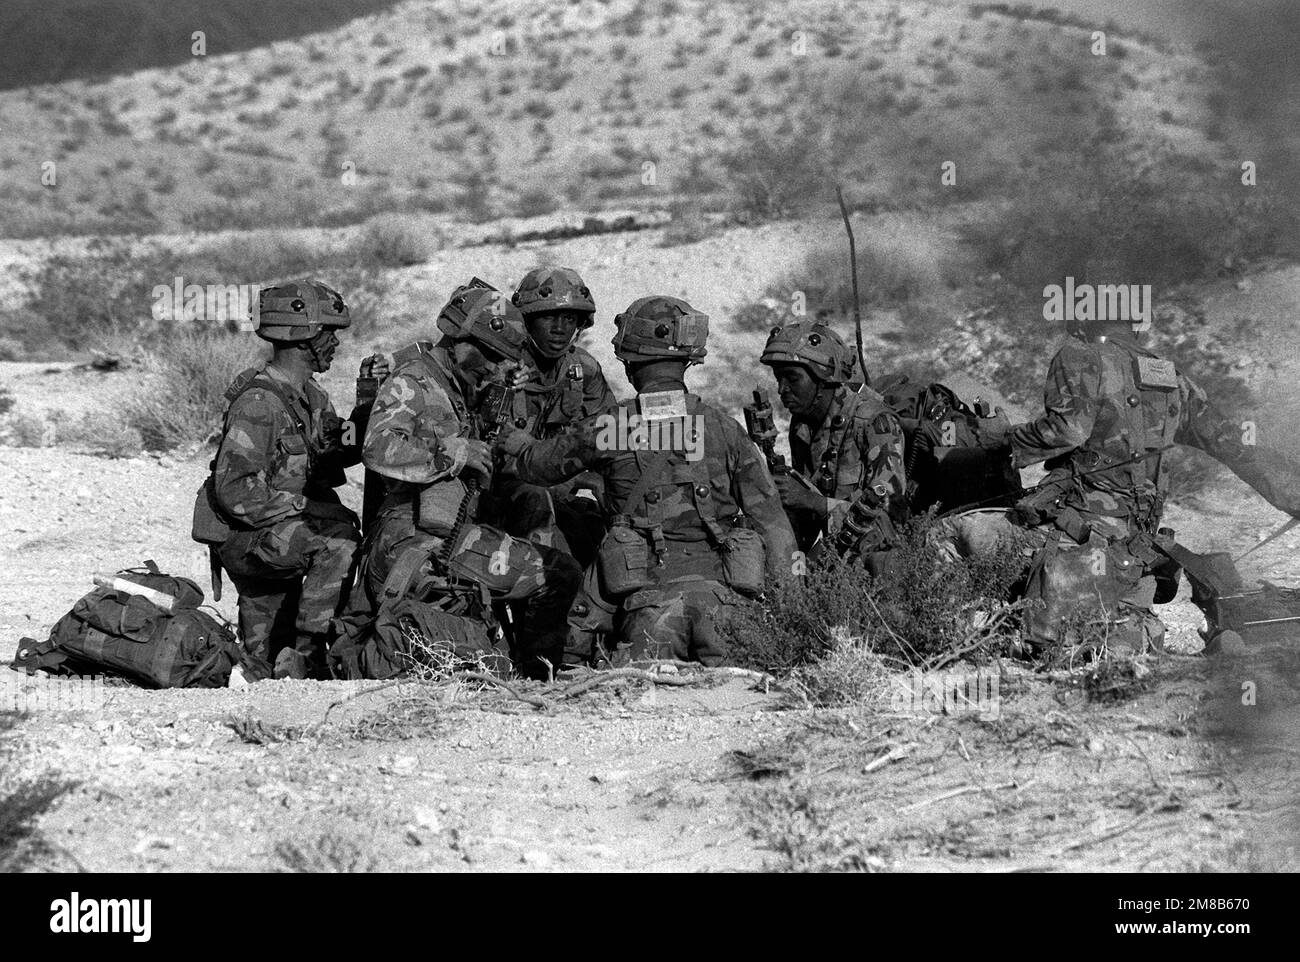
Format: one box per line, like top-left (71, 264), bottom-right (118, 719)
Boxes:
top-left (743, 388), bottom-right (817, 492)
top-left (437, 365), bottom-right (527, 567)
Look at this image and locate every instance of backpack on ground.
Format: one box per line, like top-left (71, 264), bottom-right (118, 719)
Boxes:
top-left (10, 562), bottom-right (270, 688)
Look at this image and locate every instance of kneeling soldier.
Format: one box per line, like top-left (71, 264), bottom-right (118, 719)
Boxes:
top-left (757, 322), bottom-right (908, 565)
top-left (211, 280), bottom-right (368, 679)
top-left (361, 281), bottom-right (582, 679)
top-left (497, 295), bottom-right (800, 667)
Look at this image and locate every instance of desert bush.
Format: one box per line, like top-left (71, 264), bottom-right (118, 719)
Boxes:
top-left (960, 129), bottom-right (1298, 296)
top-left (359, 214), bottom-right (436, 267)
top-left (126, 329), bottom-right (265, 450)
top-left (720, 516), bottom-right (1030, 674)
top-left (787, 627), bottom-right (896, 708)
top-left (720, 121), bottom-right (832, 219)
top-left (659, 201), bottom-right (715, 247)
top-left (273, 833), bottom-right (377, 873)
top-left (731, 224), bottom-right (967, 334)
top-left (0, 408), bottom-right (61, 447)
top-left (17, 240), bottom-right (174, 350)
top-left (514, 185), bottom-right (560, 218)
top-left (59, 412), bottom-right (144, 458)
top-left (1, 714), bottom-right (76, 872)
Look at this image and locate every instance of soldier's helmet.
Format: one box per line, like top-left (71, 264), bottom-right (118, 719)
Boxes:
top-left (759, 322), bottom-right (856, 384)
top-left (255, 280), bottom-right (351, 343)
top-left (612, 295), bottom-right (709, 364)
top-left (436, 278), bottom-right (528, 362)
top-left (511, 267), bottom-right (596, 328)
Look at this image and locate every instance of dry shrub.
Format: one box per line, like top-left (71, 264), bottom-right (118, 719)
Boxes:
top-left (126, 329), bottom-right (265, 451)
top-left (273, 833), bottom-right (378, 873)
top-left (659, 201), bottom-right (716, 248)
top-left (787, 626), bottom-right (895, 708)
top-left (732, 221), bottom-right (969, 334)
top-left (721, 515), bottom-right (1030, 674)
top-left (1, 714), bottom-right (76, 872)
top-left (359, 214), bottom-right (439, 268)
top-left (58, 412), bottom-right (143, 458)
top-left (0, 410), bottom-right (57, 448)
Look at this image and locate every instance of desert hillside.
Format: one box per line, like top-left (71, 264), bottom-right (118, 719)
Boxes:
top-left (2, 0), bottom-right (1299, 880)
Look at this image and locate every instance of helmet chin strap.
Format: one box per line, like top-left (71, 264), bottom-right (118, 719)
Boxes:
top-left (528, 330), bottom-right (578, 359)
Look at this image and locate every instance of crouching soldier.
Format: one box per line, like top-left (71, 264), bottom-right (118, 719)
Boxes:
top-left (942, 311), bottom-right (1300, 654)
top-left (359, 280), bottom-right (581, 679)
top-left (497, 295), bottom-right (800, 667)
top-left (208, 281), bottom-right (369, 679)
top-left (755, 322), bottom-right (908, 566)
top-left (494, 267), bottom-right (618, 567)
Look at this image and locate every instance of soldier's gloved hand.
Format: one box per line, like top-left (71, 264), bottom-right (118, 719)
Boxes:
top-left (359, 353), bottom-right (390, 382)
top-left (505, 363), bottom-right (531, 391)
top-left (320, 413), bottom-right (345, 452)
top-left (773, 473), bottom-right (827, 516)
top-left (493, 426), bottom-right (533, 459)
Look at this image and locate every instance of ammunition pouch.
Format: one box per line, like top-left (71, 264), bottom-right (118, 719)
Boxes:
top-left (719, 525), bottom-right (766, 598)
top-left (417, 479), bottom-right (469, 538)
top-left (597, 519), bottom-right (656, 597)
top-left (1052, 506), bottom-right (1092, 545)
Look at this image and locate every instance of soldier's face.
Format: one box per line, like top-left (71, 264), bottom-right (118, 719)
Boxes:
top-left (527, 310), bottom-right (583, 357)
top-left (772, 364), bottom-right (821, 417)
top-left (308, 330), bottom-right (339, 372)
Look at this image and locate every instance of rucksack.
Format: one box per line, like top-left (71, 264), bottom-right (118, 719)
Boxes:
top-left (10, 562), bottom-right (269, 688)
top-left (875, 372), bottom-right (1023, 515)
top-left (328, 545), bottom-right (509, 680)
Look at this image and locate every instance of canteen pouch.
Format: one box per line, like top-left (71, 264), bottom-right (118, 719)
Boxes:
top-left (719, 525), bottom-right (766, 598)
top-left (597, 521), bottom-right (655, 596)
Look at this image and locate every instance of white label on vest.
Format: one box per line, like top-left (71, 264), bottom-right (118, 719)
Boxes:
top-left (1135, 356), bottom-right (1177, 390)
top-left (638, 390), bottom-right (689, 421)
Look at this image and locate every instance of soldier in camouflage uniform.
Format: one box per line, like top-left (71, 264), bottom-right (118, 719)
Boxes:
top-left (945, 315), bottom-right (1300, 652)
top-left (213, 280), bottom-right (369, 679)
top-left (360, 281), bottom-right (582, 679)
top-left (494, 267), bottom-right (618, 566)
top-left (496, 295), bottom-right (800, 667)
top-left (759, 322), bottom-right (908, 563)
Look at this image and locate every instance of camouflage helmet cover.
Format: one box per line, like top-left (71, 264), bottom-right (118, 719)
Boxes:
top-left (512, 266), bottom-right (596, 328)
top-left (436, 279), bottom-right (528, 362)
top-left (256, 279), bottom-right (351, 343)
top-left (760, 321), bottom-right (856, 384)
top-left (612, 295), bottom-right (709, 364)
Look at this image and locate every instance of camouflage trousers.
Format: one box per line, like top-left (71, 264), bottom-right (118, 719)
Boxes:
top-left (934, 508), bottom-right (1164, 653)
top-left (362, 505), bottom-right (582, 679)
top-left (219, 514), bottom-right (361, 671)
top-left (567, 539), bottom-right (748, 667)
